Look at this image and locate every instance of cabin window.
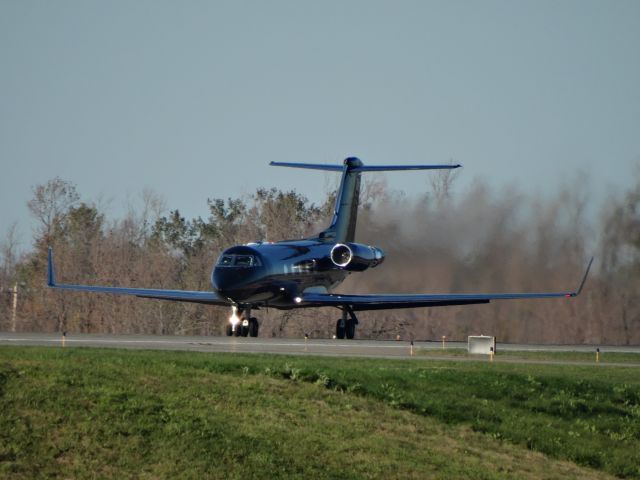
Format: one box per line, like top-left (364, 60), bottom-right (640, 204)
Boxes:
top-left (293, 259), bottom-right (317, 271)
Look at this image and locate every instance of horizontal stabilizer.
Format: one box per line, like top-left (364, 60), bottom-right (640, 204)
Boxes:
top-left (269, 162), bottom-right (344, 171)
top-left (351, 164), bottom-right (461, 172)
top-left (270, 161), bottom-right (461, 172)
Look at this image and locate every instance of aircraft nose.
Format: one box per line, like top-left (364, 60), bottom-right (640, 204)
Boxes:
top-left (212, 266), bottom-right (262, 300)
top-left (212, 268), bottom-right (241, 295)
top-left (211, 250), bottom-right (265, 300)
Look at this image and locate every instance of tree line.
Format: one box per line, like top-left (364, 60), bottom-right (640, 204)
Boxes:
top-left (1, 169), bottom-right (638, 344)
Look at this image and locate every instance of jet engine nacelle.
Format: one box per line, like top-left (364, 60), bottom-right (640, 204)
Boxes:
top-left (330, 243), bottom-right (385, 271)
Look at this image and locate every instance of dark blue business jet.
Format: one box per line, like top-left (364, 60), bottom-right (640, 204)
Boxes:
top-left (47, 157), bottom-right (592, 339)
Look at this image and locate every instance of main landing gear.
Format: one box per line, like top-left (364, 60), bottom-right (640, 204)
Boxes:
top-left (225, 306), bottom-right (259, 338)
top-left (336, 307), bottom-right (358, 340)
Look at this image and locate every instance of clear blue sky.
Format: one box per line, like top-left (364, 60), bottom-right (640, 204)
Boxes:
top-left (1, 0), bottom-right (639, 248)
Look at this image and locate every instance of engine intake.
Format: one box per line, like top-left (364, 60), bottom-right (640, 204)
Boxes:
top-left (330, 243), bottom-right (385, 271)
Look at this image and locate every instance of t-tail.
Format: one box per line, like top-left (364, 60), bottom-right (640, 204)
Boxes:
top-left (270, 157), bottom-right (461, 243)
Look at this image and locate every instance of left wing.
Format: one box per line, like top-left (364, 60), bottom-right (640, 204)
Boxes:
top-left (47, 248), bottom-right (230, 305)
top-left (300, 258), bottom-right (593, 311)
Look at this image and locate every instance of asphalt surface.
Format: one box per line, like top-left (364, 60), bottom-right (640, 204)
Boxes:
top-left (1, 332), bottom-right (639, 362)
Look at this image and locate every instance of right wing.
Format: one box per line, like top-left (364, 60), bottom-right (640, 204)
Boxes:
top-left (300, 258), bottom-right (593, 311)
top-left (47, 248), bottom-right (230, 306)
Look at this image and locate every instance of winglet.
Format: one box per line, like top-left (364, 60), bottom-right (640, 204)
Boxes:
top-left (47, 247), bottom-right (56, 287)
top-left (576, 256), bottom-right (594, 296)
top-left (568, 257), bottom-right (593, 297)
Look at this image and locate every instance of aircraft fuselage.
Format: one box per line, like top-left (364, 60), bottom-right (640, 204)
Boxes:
top-left (211, 241), bottom-right (358, 308)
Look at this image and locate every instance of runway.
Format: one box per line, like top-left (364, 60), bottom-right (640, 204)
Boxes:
top-left (1, 332), bottom-right (639, 361)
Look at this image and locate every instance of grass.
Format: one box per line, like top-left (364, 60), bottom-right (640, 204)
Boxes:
top-left (417, 348), bottom-right (640, 365)
top-left (0, 346), bottom-right (638, 479)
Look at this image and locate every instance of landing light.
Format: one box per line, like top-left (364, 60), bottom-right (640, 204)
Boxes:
top-left (229, 306), bottom-right (241, 326)
top-left (294, 297), bottom-right (302, 304)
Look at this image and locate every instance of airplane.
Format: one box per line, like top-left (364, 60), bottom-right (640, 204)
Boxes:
top-left (47, 157), bottom-right (592, 339)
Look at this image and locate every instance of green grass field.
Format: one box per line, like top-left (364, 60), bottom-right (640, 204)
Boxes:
top-left (418, 347), bottom-right (640, 365)
top-left (1, 346), bottom-right (638, 479)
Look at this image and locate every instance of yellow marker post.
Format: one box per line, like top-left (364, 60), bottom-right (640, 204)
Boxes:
top-left (490, 346), bottom-right (494, 362)
top-left (596, 348), bottom-right (600, 363)
top-left (441, 335), bottom-right (446, 350)
top-left (410, 340), bottom-right (414, 357)
top-left (304, 333), bottom-right (309, 352)
top-left (61, 331), bottom-right (66, 348)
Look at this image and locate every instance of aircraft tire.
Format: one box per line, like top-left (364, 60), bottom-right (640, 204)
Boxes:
top-left (225, 324), bottom-right (233, 337)
top-left (241, 325), bottom-right (249, 337)
top-left (345, 319), bottom-right (356, 339)
top-left (234, 327), bottom-right (241, 337)
top-left (249, 317), bottom-right (259, 337)
top-left (336, 319), bottom-right (346, 339)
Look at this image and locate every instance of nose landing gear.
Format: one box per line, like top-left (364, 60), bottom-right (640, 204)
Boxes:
top-left (226, 306), bottom-right (259, 338)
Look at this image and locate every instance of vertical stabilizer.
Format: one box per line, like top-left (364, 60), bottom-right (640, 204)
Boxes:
top-left (318, 157), bottom-right (362, 243)
top-left (269, 158), bottom-right (461, 244)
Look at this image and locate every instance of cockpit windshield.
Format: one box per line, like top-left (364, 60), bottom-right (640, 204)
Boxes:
top-left (216, 254), bottom-right (262, 268)
top-left (218, 255), bottom-right (234, 266)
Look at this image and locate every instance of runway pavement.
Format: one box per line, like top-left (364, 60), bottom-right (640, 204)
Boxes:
top-left (1, 332), bottom-right (639, 360)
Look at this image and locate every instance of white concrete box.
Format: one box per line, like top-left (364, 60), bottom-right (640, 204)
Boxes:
top-left (468, 335), bottom-right (496, 354)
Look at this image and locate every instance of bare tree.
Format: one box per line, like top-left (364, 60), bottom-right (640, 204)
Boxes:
top-left (0, 222), bottom-right (20, 282)
top-left (598, 166), bottom-right (640, 344)
top-left (428, 162), bottom-right (460, 206)
top-left (27, 178), bottom-right (79, 247)
top-left (0, 223), bottom-right (20, 329)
